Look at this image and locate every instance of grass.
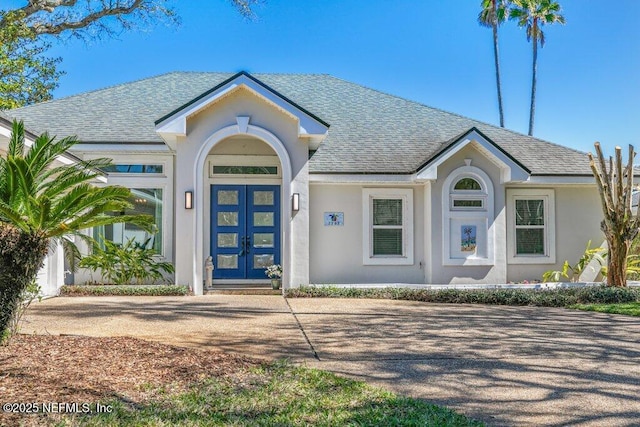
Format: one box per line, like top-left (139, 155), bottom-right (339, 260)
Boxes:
top-left (65, 363), bottom-right (482, 427)
top-left (571, 302), bottom-right (640, 317)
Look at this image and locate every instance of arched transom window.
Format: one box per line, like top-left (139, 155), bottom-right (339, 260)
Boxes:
top-left (450, 176), bottom-right (487, 210)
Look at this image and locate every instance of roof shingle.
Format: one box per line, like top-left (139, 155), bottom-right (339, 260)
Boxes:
top-left (7, 72), bottom-right (592, 175)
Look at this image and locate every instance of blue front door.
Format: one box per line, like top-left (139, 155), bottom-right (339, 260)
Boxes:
top-left (211, 185), bottom-right (281, 279)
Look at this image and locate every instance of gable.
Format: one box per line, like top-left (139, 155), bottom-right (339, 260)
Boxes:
top-left (415, 128), bottom-right (530, 183)
top-left (155, 72), bottom-right (329, 141)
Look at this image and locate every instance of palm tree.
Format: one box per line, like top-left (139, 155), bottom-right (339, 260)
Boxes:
top-left (510, 0), bottom-right (565, 136)
top-left (478, 0), bottom-right (509, 128)
top-left (0, 120), bottom-right (153, 341)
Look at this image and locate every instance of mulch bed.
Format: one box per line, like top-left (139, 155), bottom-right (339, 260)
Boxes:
top-left (0, 335), bottom-right (262, 426)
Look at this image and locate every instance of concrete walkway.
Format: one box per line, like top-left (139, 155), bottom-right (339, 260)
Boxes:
top-left (22, 295), bottom-right (640, 426)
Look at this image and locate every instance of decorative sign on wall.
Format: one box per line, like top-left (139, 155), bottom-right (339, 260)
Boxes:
top-left (461, 225), bottom-right (477, 252)
top-left (324, 212), bottom-right (344, 226)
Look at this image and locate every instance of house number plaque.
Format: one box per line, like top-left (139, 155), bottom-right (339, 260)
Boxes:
top-left (324, 212), bottom-right (344, 226)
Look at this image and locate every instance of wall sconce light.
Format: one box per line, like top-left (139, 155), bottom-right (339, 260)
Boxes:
top-left (292, 193), bottom-right (300, 212)
top-left (185, 191), bottom-right (193, 210)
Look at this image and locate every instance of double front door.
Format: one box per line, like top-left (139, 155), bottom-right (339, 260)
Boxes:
top-left (211, 185), bottom-right (280, 279)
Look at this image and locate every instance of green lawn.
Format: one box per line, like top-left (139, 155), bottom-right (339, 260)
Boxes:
top-left (66, 364), bottom-right (482, 427)
top-left (572, 302), bottom-right (640, 317)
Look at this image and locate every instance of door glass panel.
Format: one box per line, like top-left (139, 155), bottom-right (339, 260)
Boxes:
top-left (253, 233), bottom-right (274, 248)
top-left (217, 255), bottom-right (238, 269)
top-left (217, 233), bottom-right (238, 248)
top-left (253, 191), bottom-right (274, 206)
top-left (217, 190), bottom-right (239, 205)
top-left (253, 212), bottom-right (274, 227)
top-left (217, 212), bottom-right (238, 226)
top-left (254, 254), bottom-right (274, 269)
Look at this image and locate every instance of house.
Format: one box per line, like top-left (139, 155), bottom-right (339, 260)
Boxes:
top-left (0, 111), bottom-right (106, 295)
top-left (6, 71), bottom-right (604, 295)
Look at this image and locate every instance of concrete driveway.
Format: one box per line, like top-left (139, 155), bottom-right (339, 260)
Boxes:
top-left (22, 295), bottom-right (640, 426)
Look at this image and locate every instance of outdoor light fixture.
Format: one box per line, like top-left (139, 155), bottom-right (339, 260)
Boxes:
top-left (292, 193), bottom-right (300, 212)
top-left (185, 191), bottom-right (193, 210)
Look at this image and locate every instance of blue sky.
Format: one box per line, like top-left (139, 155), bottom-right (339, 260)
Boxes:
top-left (46, 0), bottom-right (639, 154)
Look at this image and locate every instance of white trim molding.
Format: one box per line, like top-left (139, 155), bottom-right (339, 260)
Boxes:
top-left (415, 129), bottom-right (529, 183)
top-left (442, 165), bottom-right (495, 266)
top-left (156, 73), bottom-right (329, 140)
top-left (362, 188), bottom-right (414, 266)
top-left (507, 188), bottom-right (556, 264)
top-left (193, 123), bottom-right (293, 295)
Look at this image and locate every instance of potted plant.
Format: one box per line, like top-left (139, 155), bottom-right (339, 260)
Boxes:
top-left (265, 264), bottom-right (283, 289)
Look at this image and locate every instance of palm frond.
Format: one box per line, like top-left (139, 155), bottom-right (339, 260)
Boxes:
top-left (8, 121), bottom-right (26, 157)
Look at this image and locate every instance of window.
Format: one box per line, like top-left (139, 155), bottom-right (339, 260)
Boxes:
top-left (450, 176), bottom-right (485, 210)
top-left (93, 188), bottom-right (163, 254)
top-left (372, 199), bottom-right (403, 256)
top-left (362, 188), bottom-right (413, 265)
top-left (103, 164), bottom-right (163, 174)
top-left (507, 189), bottom-right (555, 264)
top-left (515, 199), bottom-right (545, 255)
top-left (442, 165), bottom-right (494, 266)
top-left (212, 165), bottom-right (278, 175)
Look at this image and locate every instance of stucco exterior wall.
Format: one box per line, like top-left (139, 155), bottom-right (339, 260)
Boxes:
top-left (309, 184), bottom-right (425, 284)
top-left (506, 185), bottom-right (603, 282)
top-left (429, 145), bottom-right (507, 284)
top-left (173, 88), bottom-right (311, 291)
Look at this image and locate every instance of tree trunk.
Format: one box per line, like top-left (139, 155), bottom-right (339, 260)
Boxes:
top-left (529, 32), bottom-right (538, 136)
top-left (0, 224), bottom-right (49, 343)
top-left (607, 232), bottom-right (629, 287)
top-left (492, 21), bottom-right (505, 127)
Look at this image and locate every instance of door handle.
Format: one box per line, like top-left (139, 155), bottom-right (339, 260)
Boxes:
top-left (246, 235), bottom-right (251, 253)
top-left (239, 236), bottom-right (246, 257)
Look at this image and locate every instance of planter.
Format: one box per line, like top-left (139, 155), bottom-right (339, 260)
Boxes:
top-left (271, 279), bottom-right (282, 290)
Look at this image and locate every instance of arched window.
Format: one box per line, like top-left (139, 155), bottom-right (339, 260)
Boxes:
top-left (442, 163), bottom-right (495, 266)
top-left (454, 177), bottom-right (482, 191)
top-left (450, 176), bottom-right (486, 210)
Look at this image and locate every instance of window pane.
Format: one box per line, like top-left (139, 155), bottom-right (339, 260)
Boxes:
top-left (516, 229), bottom-right (545, 255)
top-left (253, 233), bottom-right (274, 248)
top-left (213, 166), bottom-right (278, 175)
top-left (516, 199), bottom-right (545, 226)
top-left (373, 199), bottom-right (402, 226)
top-left (253, 191), bottom-right (274, 206)
top-left (103, 164), bottom-right (163, 174)
top-left (453, 199), bottom-right (483, 208)
top-left (217, 212), bottom-right (238, 226)
top-left (254, 254), bottom-right (275, 269)
top-left (454, 178), bottom-right (481, 190)
top-left (217, 255), bottom-right (238, 269)
top-left (217, 190), bottom-right (238, 205)
top-left (254, 212), bottom-right (274, 227)
top-left (373, 229), bottom-right (403, 256)
top-left (94, 188), bottom-right (163, 254)
top-left (217, 233), bottom-right (238, 248)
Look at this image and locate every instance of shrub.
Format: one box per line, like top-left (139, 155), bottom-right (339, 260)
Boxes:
top-left (286, 285), bottom-right (640, 308)
top-left (79, 238), bottom-right (174, 285)
top-left (60, 285), bottom-right (189, 296)
top-left (0, 224), bottom-right (49, 344)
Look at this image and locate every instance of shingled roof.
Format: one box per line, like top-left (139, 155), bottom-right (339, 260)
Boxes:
top-left (7, 72), bottom-right (591, 175)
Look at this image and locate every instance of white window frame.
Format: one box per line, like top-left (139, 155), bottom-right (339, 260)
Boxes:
top-left (442, 166), bottom-right (495, 266)
top-left (362, 188), bottom-right (414, 266)
top-left (209, 155), bottom-right (281, 179)
top-left (507, 188), bottom-right (556, 264)
top-left (85, 153), bottom-right (173, 261)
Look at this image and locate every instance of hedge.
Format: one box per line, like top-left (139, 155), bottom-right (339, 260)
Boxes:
top-left (285, 285), bottom-right (640, 307)
top-left (60, 285), bottom-right (190, 297)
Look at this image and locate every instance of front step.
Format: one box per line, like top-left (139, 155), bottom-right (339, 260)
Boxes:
top-left (204, 287), bottom-right (282, 295)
